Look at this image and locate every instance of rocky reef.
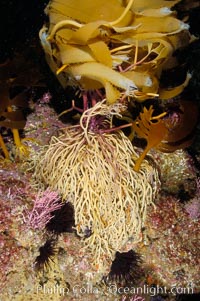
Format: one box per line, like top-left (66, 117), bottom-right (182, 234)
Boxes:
top-left (0, 1), bottom-right (200, 300)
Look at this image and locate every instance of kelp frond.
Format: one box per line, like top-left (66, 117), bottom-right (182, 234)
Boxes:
top-left (40, 0), bottom-right (191, 104)
top-left (0, 54), bottom-right (45, 160)
top-left (0, 134), bottom-right (9, 159)
top-left (132, 106), bottom-right (168, 172)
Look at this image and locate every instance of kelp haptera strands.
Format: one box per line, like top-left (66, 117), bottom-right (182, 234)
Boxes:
top-left (31, 101), bottom-right (160, 268)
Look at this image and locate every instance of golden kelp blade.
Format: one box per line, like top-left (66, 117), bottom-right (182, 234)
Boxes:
top-left (66, 62), bottom-right (137, 103)
top-left (130, 0), bottom-right (181, 11)
top-left (130, 16), bottom-right (188, 35)
top-left (88, 41), bottom-right (113, 67)
top-left (58, 44), bottom-right (95, 65)
top-left (123, 71), bottom-right (159, 95)
top-left (41, 0), bottom-right (191, 103)
top-left (132, 106), bottom-right (168, 171)
top-left (47, 0), bottom-right (133, 25)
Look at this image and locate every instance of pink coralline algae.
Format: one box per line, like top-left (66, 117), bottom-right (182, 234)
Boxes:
top-left (24, 189), bottom-right (62, 230)
top-left (0, 161), bottom-right (44, 292)
top-left (39, 92), bottom-right (52, 104)
top-left (25, 96), bottom-right (65, 146)
top-left (0, 201), bottom-right (12, 232)
top-left (0, 182), bottom-right (26, 290)
top-left (185, 198), bottom-right (200, 219)
top-left (0, 232), bottom-right (22, 286)
top-left (185, 178), bottom-right (200, 219)
top-left (147, 195), bottom-right (182, 232)
top-left (138, 194), bottom-right (200, 290)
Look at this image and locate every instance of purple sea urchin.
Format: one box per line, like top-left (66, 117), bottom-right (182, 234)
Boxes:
top-left (35, 238), bottom-right (57, 271)
top-left (104, 250), bottom-right (143, 286)
top-left (46, 202), bottom-right (75, 234)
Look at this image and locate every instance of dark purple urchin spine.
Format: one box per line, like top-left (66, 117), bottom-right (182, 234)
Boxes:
top-left (45, 202), bottom-right (75, 235)
top-left (35, 238), bottom-right (57, 271)
top-left (103, 250), bottom-right (144, 286)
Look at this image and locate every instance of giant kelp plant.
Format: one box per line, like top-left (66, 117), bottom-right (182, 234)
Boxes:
top-left (30, 0), bottom-right (198, 273)
top-left (0, 51), bottom-right (46, 160)
top-left (0, 0), bottom-right (200, 301)
top-left (40, 0), bottom-right (193, 103)
top-left (39, 0), bottom-right (199, 157)
top-left (0, 1), bottom-right (200, 300)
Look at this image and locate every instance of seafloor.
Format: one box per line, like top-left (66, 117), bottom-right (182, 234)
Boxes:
top-left (0, 1), bottom-right (200, 300)
top-left (0, 98), bottom-right (199, 301)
